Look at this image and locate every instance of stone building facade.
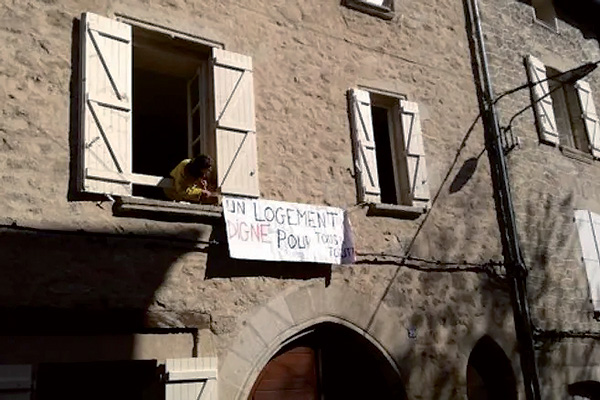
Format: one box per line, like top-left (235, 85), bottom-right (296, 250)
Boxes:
top-left (0, 0), bottom-right (525, 399)
top-left (477, 0), bottom-right (600, 398)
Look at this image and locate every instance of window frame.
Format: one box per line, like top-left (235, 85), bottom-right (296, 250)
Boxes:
top-left (78, 12), bottom-right (260, 201)
top-left (348, 87), bottom-right (431, 215)
top-left (531, 0), bottom-right (558, 31)
top-left (343, 0), bottom-right (395, 20)
top-left (526, 55), bottom-right (600, 158)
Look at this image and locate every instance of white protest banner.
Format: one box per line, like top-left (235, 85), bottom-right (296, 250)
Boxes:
top-left (223, 196), bottom-right (356, 264)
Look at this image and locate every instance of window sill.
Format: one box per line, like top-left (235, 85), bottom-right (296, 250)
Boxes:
top-left (366, 203), bottom-right (426, 219)
top-left (559, 146), bottom-right (594, 164)
top-left (343, 0), bottom-right (394, 20)
top-left (113, 196), bottom-right (223, 223)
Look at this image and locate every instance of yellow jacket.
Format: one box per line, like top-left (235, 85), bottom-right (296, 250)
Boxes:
top-left (164, 159), bottom-right (208, 202)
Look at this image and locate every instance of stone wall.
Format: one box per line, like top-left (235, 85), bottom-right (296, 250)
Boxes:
top-left (0, 0), bottom-right (516, 398)
top-left (478, 0), bottom-right (600, 397)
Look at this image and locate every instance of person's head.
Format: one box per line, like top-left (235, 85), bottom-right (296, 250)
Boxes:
top-left (187, 155), bottom-right (212, 178)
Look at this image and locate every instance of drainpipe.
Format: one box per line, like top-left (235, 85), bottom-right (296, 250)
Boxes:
top-left (464, 0), bottom-right (542, 399)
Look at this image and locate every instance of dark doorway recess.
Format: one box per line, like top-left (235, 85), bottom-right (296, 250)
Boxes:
top-left (467, 335), bottom-right (518, 400)
top-left (248, 322), bottom-right (406, 400)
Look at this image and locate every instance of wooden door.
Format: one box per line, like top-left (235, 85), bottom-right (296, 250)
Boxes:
top-left (250, 346), bottom-right (318, 400)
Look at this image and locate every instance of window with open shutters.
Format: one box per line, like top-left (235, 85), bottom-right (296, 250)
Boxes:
top-left (348, 89), bottom-right (431, 209)
top-left (574, 210), bottom-right (600, 315)
top-left (79, 12), bottom-right (259, 201)
top-left (526, 55), bottom-right (600, 157)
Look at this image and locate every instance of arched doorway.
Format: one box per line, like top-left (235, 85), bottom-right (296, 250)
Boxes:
top-left (248, 322), bottom-right (406, 400)
top-left (467, 335), bottom-right (517, 400)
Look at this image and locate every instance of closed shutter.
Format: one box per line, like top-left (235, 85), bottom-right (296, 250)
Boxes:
top-left (0, 365), bottom-right (32, 400)
top-left (212, 48), bottom-right (259, 197)
top-left (165, 358), bottom-right (217, 400)
top-left (575, 210), bottom-right (600, 311)
top-left (349, 89), bottom-right (381, 203)
top-left (399, 100), bottom-right (430, 204)
top-left (80, 12), bottom-right (132, 196)
top-left (525, 55), bottom-right (559, 145)
top-left (574, 80), bottom-right (600, 158)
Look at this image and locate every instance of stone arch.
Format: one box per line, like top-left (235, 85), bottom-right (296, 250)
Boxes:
top-left (218, 283), bottom-right (410, 399)
top-left (248, 321), bottom-right (407, 399)
top-left (467, 335), bottom-right (518, 400)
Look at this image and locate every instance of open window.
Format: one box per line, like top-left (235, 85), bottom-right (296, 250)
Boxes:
top-left (348, 88), bottom-right (431, 212)
top-left (78, 12), bottom-right (259, 201)
top-left (526, 55), bottom-right (600, 157)
top-left (531, 0), bottom-right (558, 30)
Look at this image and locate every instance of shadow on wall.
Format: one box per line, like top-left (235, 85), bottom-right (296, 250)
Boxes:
top-left (521, 190), bottom-right (600, 389)
top-left (0, 224), bottom-right (206, 363)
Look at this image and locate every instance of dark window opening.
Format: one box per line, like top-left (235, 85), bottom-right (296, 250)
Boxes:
top-left (532, 0), bottom-right (557, 28)
top-left (371, 105), bottom-right (398, 205)
top-left (547, 66), bottom-right (588, 152)
top-left (131, 27), bottom-right (210, 199)
top-left (567, 380), bottom-right (600, 400)
top-left (36, 360), bottom-right (163, 400)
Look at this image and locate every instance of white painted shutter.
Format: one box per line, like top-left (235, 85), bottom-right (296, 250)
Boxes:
top-left (575, 210), bottom-right (600, 311)
top-left (525, 55), bottom-right (559, 145)
top-left (165, 357), bottom-right (217, 400)
top-left (349, 89), bottom-right (381, 203)
top-left (187, 68), bottom-right (204, 158)
top-left (575, 80), bottom-right (600, 158)
top-left (80, 12), bottom-right (132, 196)
top-left (400, 100), bottom-right (431, 204)
top-left (212, 48), bottom-right (259, 197)
top-left (0, 365), bottom-right (32, 400)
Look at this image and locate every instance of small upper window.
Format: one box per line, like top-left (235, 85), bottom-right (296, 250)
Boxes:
top-left (343, 0), bottom-right (394, 20)
top-left (531, 0), bottom-right (557, 30)
top-left (525, 55), bottom-right (600, 157)
top-left (348, 89), bottom-right (431, 209)
top-left (78, 12), bottom-right (259, 201)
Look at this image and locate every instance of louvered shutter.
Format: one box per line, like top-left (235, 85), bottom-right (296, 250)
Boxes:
top-left (525, 55), bottom-right (559, 145)
top-left (165, 357), bottom-right (217, 400)
top-left (0, 365), bottom-right (32, 400)
top-left (575, 210), bottom-right (600, 311)
top-left (400, 100), bottom-right (430, 204)
top-left (212, 48), bottom-right (259, 197)
top-left (575, 80), bottom-right (600, 158)
top-left (349, 89), bottom-right (381, 203)
top-left (80, 12), bottom-right (132, 196)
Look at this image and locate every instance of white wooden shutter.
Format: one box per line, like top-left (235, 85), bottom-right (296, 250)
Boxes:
top-left (0, 365), bottom-right (32, 400)
top-left (575, 210), bottom-right (600, 311)
top-left (80, 12), bottom-right (132, 196)
top-left (349, 89), bottom-right (381, 203)
top-left (525, 55), bottom-right (559, 145)
top-left (575, 80), bottom-right (600, 158)
top-left (165, 357), bottom-right (217, 400)
top-left (187, 68), bottom-right (204, 158)
top-left (212, 48), bottom-right (259, 197)
top-left (400, 100), bottom-right (430, 204)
